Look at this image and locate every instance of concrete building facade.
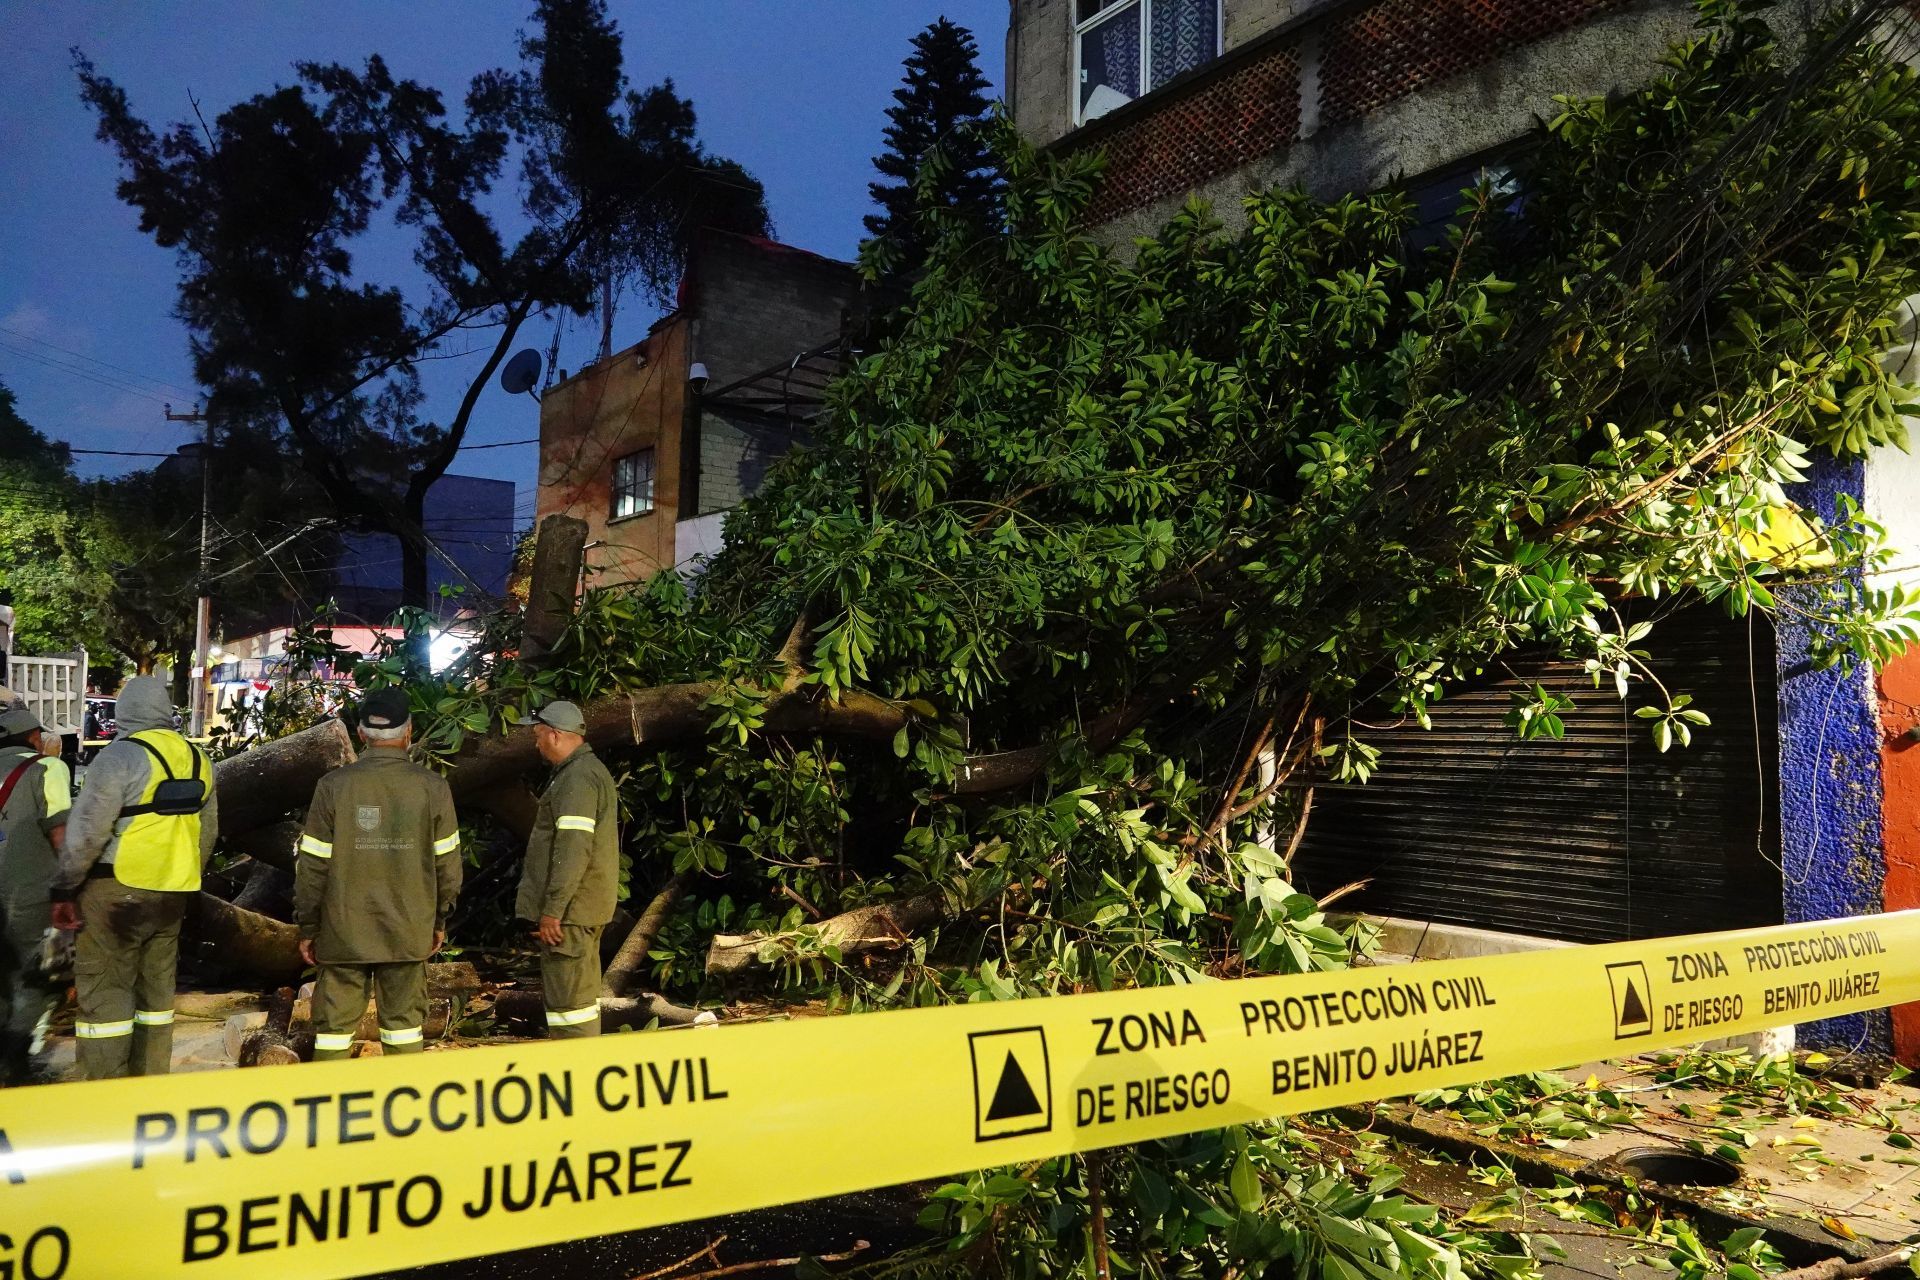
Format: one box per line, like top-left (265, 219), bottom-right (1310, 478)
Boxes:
top-left (1007, 0), bottom-right (1920, 1058)
top-left (536, 230), bottom-right (866, 587)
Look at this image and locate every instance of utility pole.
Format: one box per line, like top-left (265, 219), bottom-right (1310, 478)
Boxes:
top-left (166, 404), bottom-right (212, 738)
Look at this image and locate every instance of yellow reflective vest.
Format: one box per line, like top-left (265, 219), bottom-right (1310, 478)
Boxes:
top-left (113, 730), bottom-right (209, 892)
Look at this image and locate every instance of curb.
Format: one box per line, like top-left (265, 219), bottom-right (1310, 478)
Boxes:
top-left (1337, 1104), bottom-right (1880, 1268)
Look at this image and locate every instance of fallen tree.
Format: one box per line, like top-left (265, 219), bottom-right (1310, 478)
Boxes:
top-left (179, 8), bottom-right (1920, 1277)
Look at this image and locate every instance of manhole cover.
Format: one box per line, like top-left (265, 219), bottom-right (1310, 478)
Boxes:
top-left (1605, 1147), bottom-right (1739, 1187)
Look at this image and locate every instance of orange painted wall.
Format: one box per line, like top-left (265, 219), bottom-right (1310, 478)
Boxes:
top-left (534, 320), bottom-right (689, 589)
top-left (1878, 648), bottom-right (1920, 1066)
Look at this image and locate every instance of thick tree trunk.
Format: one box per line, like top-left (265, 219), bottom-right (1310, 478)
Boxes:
top-left (232, 861), bottom-right (294, 920)
top-left (706, 894), bottom-right (944, 978)
top-left (604, 872), bottom-right (694, 998)
top-left (185, 893), bottom-right (304, 984)
top-left (214, 718), bottom-right (356, 837)
top-left (226, 821), bottom-right (301, 873)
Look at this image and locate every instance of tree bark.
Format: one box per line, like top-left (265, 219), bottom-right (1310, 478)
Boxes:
top-left (185, 894), bottom-right (305, 984)
top-left (214, 718), bottom-right (356, 837)
top-left (604, 873), bottom-right (694, 998)
top-left (232, 861), bottom-right (294, 920)
top-left (521, 514), bottom-right (588, 668)
top-left (706, 894), bottom-right (943, 978)
top-left (226, 821), bottom-right (301, 874)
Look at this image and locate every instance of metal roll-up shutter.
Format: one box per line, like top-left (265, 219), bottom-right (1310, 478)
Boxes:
top-left (1292, 604), bottom-right (1781, 942)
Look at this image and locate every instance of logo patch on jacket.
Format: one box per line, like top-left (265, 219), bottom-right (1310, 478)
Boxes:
top-left (356, 805), bottom-right (382, 833)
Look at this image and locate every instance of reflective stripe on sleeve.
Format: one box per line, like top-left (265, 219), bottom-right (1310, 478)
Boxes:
top-left (313, 1032), bottom-right (355, 1052)
top-left (380, 1026), bottom-right (424, 1046)
top-left (545, 1005), bottom-right (601, 1027)
top-left (554, 815), bottom-right (597, 833)
top-left (75, 1020), bottom-right (134, 1039)
top-left (133, 1009), bottom-right (174, 1026)
top-left (299, 835), bottom-right (333, 858)
top-left (432, 833), bottom-right (460, 856)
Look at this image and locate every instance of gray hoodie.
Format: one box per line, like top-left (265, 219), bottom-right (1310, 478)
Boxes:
top-left (58, 677), bottom-right (218, 892)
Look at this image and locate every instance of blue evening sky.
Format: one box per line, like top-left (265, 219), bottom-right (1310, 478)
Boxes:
top-left (0, 1), bottom-right (1006, 516)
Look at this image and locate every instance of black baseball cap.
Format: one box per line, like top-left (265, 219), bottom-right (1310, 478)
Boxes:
top-left (358, 687), bottom-right (412, 729)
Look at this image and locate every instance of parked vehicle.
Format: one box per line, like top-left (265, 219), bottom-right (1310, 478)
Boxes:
top-left (0, 605), bottom-right (87, 758)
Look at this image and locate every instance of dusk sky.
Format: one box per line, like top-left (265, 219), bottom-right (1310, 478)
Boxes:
top-left (0, 1), bottom-right (1006, 518)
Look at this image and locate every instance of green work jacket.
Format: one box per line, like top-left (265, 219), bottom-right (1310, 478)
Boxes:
top-left (296, 750), bottom-right (462, 964)
top-left (0, 747), bottom-right (70, 908)
top-left (515, 745), bottom-right (619, 926)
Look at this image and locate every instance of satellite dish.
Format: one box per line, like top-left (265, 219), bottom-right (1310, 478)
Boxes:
top-left (499, 348), bottom-right (543, 399)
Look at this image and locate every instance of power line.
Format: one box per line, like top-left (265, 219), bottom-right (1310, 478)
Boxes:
top-left (456, 436), bottom-right (539, 451)
top-left (0, 325), bottom-right (200, 398)
top-left (71, 447), bottom-right (176, 458)
top-left (0, 340), bottom-right (175, 404)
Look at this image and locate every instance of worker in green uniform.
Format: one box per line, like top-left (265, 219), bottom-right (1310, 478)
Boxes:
top-left (0, 707), bottom-right (70, 1084)
top-left (296, 688), bottom-right (461, 1060)
top-left (514, 701), bottom-right (618, 1038)
top-left (54, 676), bottom-right (217, 1079)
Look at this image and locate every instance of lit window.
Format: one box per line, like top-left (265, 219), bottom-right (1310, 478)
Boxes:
top-left (612, 449), bottom-right (655, 519)
top-left (1075, 0), bottom-right (1221, 125)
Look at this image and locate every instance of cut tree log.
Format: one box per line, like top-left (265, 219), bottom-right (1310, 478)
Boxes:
top-left (186, 894), bottom-right (304, 984)
top-left (604, 872), bottom-right (695, 998)
top-left (214, 718), bottom-right (356, 837)
top-left (520, 514), bottom-right (588, 670)
top-left (705, 894), bottom-right (944, 978)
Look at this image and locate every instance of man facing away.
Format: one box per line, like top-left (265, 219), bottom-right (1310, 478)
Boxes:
top-left (515, 702), bottom-right (618, 1038)
top-left (0, 706), bottom-right (69, 1083)
top-left (296, 688), bottom-right (461, 1060)
top-left (54, 676), bottom-right (215, 1079)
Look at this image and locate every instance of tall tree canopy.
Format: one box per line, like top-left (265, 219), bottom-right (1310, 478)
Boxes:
top-left (862, 16), bottom-right (1001, 276)
top-left (76, 0), bottom-right (770, 611)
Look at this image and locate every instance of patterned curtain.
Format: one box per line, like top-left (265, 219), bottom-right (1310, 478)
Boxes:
top-left (1150, 0), bottom-right (1219, 89)
top-left (1082, 2), bottom-right (1143, 115)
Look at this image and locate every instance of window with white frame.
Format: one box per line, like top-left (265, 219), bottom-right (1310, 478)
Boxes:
top-left (611, 448), bottom-right (655, 519)
top-left (1074, 0), bottom-right (1222, 125)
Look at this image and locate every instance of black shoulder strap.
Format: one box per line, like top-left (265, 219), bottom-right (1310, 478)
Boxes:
top-left (131, 736), bottom-right (178, 781)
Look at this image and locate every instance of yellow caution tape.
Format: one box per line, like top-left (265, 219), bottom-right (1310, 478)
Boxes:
top-left (1, 911), bottom-right (1915, 1279)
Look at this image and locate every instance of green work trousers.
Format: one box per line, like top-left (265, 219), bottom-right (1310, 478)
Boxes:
top-left (540, 923), bottom-right (603, 1038)
top-left (311, 962), bottom-right (427, 1060)
top-left (74, 877), bottom-right (185, 1080)
top-left (0, 897), bottom-right (55, 1085)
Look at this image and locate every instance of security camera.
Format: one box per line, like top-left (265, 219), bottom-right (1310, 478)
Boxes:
top-left (688, 361), bottom-right (709, 394)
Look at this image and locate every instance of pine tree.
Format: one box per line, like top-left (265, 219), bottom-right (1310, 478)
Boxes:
top-left (864, 17), bottom-right (999, 272)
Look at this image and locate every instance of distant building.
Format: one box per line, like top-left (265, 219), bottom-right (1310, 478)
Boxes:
top-left (535, 230), bottom-right (868, 587)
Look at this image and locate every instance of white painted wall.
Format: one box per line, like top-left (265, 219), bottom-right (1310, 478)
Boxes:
top-left (1866, 293), bottom-right (1920, 581)
top-left (674, 511), bottom-right (728, 574)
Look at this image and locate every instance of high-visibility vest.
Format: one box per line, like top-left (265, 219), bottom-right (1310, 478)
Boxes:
top-left (112, 730), bottom-right (208, 892)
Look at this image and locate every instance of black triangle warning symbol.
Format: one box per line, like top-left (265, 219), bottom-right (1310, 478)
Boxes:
top-left (1620, 978), bottom-right (1648, 1025)
top-left (984, 1050), bottom-right (1043, 1122)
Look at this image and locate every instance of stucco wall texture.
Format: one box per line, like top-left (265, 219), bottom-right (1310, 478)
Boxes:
top-left (1778, 453), bottom-right (1890, 1053)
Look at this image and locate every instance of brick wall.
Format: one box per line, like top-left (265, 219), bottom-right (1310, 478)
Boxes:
top-left (694, 413), bottom-right (812, 515)
top-left (1082, 43), bottom-right (1302, 226)
top-left (1318, 0), bottom-right (1633, 122)
top-left (691, 231), bottom-right (864, 388)
top-left (1039, 0), bottom-right (1664, 225)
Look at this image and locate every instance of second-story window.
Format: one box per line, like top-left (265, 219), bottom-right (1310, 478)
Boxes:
top-left (1075, 0), bottom-right (1221, 125)
top-left (612, 448), bottom-right (655, 519)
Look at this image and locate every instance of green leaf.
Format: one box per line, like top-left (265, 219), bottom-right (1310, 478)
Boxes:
top-left (1229, 1149), bottom-right (1262, 1212)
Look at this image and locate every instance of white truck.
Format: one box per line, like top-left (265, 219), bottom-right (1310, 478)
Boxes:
top-left (0, 605), bottom-right (88, 744)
